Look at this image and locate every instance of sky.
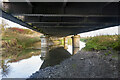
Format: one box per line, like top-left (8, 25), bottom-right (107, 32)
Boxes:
top-left (0, 17), bottom-right (119, 37)
top-left (0, 17), bottom-right (28, 29)
top-left (79, 26), bottom-right (119, 37)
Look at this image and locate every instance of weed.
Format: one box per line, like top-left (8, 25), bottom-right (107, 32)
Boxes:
top-left (83, 35), bottom-right (120, 51)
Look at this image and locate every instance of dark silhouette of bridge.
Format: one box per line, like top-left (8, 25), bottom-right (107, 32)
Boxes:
top-left (1, 1), bottom-right (120, 37)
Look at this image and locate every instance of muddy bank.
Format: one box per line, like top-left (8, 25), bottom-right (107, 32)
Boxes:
top-left (28, 50), bottom-right (118, 78)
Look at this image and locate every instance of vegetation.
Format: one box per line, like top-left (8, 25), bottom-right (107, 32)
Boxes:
top-left (7, 49), bottom-right (41, 63)
top-left (8, 27), bottom-right (34, 34)
top-left (82, 35), bottom-right (120, 51)
top-left (60, 38), bottom-right (72, 45)
top-left (0, 20), bottom-right (8, 31)
top-left (2, 28), bottom-right (41, 49)
top-left (1, 25), bottom-right (41, 61)
top-left (0, 23), bottom-right (42, 76)
top-left (80, 37), bottom-right (91, 42)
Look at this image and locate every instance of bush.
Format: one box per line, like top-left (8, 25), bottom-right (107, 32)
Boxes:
top-left (83, 35), bottom-right (120, 51)
top-left (112, 37), bottom-right (120, 51)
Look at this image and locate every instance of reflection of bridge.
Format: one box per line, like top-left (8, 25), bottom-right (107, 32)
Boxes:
top-left (1, 1), bottom-right (120, 54)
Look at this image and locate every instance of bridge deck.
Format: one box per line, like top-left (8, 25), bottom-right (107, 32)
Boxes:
top-left (2, 2), bottom-right (120, 37)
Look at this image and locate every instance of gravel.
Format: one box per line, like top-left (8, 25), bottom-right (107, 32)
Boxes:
top-left (28, 50), bottom-right (119, 78)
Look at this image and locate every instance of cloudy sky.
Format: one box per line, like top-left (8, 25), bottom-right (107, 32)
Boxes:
top-left (0, 17), bottom-right (119, 37)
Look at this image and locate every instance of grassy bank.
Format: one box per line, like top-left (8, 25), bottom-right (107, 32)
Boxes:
top-left (2, 28), bottom-right (41, 48)
top-left (80, 37), bottom-right (90, 42)
top-left (1, 28), bottom-right (41, 60)
top-left (82, 35), bottom-right (120, 51)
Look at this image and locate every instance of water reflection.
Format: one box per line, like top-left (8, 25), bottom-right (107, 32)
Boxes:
top-left (1, 40), bottom-right (85, 79)
top-left (1, 60), bottom-right (10, 77)
top-left (1, 49), bottom-right (42, 79)
top-left (67, 41), bottom-right (86, 55)
top-left (40, 47), bottom-right (71, 69)
top-left (72, 48), bottom-right (79, 55)
top-left (40, 47), bottom-right (49, 60)
top-left (39, 40), bottom-right (85, 69)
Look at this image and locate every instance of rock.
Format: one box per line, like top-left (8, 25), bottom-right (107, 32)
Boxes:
top-left (28, 51), bottom-right (118, 78)
top-left (80, 58), bottom-right (84, 60)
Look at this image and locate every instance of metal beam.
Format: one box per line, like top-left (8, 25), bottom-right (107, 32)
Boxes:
top-left (23, 16), bottom-right (119, 23)
top-left (32, 22), bottom-right (118, 27)
top-left (27, 22), bottom-right (117, 24)
top-left (13, 14), bottom-right (119, 17)
top-left (3, 2), bottom-right (119, 15)
top-left (1, 2), bottom-right (120, 37)
top-left (0, 9), bottom-right (38, 32)
top-left (7, 0), bottom-right (120, 2)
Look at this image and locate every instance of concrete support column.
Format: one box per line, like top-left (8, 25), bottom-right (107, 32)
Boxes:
top-left (72, 47), bottom-right (79, 55)
top-left (40, 35), bottom-right (49, 59)
top-left (64, 37), bottom-right (68, 49)
top-left (40, 47), bottom-right (49, 60)
top-left (71, 35), bottom-right (80, 55)
top-left (71, 35), bottom-right (80, 48)
top-left (40, 35), bottom-right (49, 48)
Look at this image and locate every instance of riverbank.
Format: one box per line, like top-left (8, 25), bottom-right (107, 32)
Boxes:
top-left (29, 50), bottom-right (118, 78)
top-left (82, 35), bottom-right (120, 51)
top-left (1, 28), bottom-right (42, 60)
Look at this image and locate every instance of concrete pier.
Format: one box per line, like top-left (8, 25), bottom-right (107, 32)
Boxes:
top-left (40, 47), bottom-right (49, 60)
top-left (71, 35), bottom-right (80, 55)
top-left (64, 37), bottom-right (68, 49)
top-left (72, 48), bottom-right (79, 55)
top-left (71, 35), bottom-right (80, 48)
top-left (40, 35), bottom-right (49, 48)
top-left (40, 35), bottom-right (49, 59)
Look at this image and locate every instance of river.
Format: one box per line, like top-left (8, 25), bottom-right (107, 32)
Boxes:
top-left (0, 41), bottom-right (85, 79)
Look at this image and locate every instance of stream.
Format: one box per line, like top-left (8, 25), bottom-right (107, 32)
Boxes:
top-left (0, 41), bottom-right (85, 79)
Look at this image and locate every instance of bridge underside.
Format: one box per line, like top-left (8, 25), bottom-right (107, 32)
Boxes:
top-left (2, 2), bottom-right (120, 37)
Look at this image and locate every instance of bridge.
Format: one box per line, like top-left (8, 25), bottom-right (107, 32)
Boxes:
top-left (1, 1), bottom-right (120, 55)
top-left (1, 1), bottom-right (120, 37)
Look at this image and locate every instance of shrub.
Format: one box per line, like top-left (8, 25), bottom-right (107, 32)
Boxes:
top-left (83, 35), bottom-right (120, 51)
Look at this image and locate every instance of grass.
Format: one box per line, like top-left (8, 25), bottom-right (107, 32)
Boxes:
top-left (82, 35), bottom-right (120, 51)
top-left (2, 28), bottom-right (41, 60)
top-left (80, 37), bottom-right (91, 42)
top-left (2, 28), bottom-right (41, 49)
top-left (16, 35), bottom-right (40, 48)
